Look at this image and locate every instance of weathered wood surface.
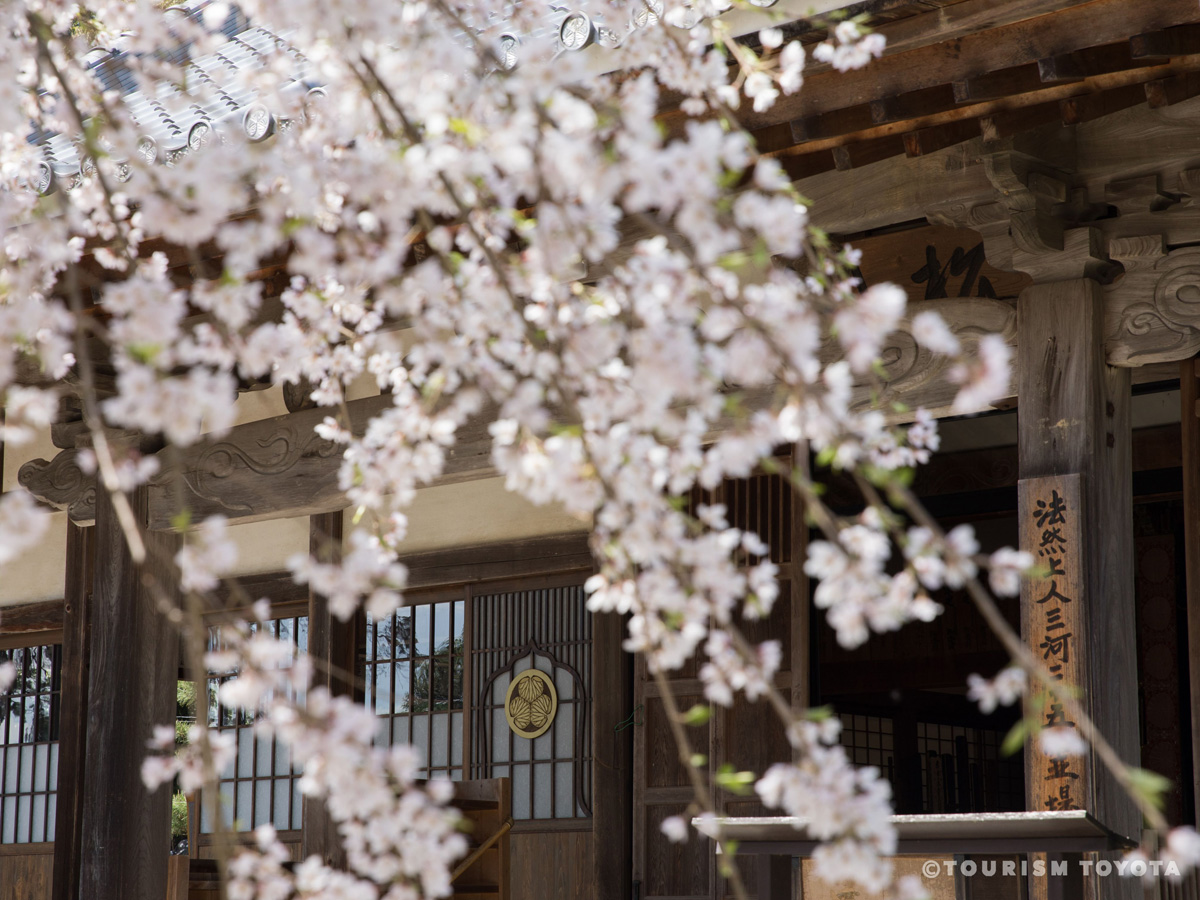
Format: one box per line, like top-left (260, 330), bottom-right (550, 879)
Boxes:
top-left (453, 779), bottom-right (511, 899)
top-left (855, 225), bottom-right (1032, 300)
top-left (17, 448), bottom-right (95, 526)
top-left (301, 511), bottom-right (355, 870)
top-left (405, 533), bottom-right (592, 590)
top-left (1020, 475), bottom-right (1089, 813)
top-left (739, 0), bottom-right (1200, 130)
top-left (51, 524), bottom-right (94, 900)
top-left (0, 599), bottom-right (63, 634)
top-left (145, 393), bottom-right (392, 531)
top-left (591, 610), bottom-right (631, 900)
top-left (79, 485), bottom-right (180, 900)
top-left (1181, 357), bottom-right (1200, 825)
top-left (14, 202), bottom-right (1200, 532)
top-left (1016, 279), bottom-right (1139, 900)
top-left (1105, 242), bottom-right (1200, 366)
top-left (0, 848), bottom-right (53, 900)
top-left (508, 830), bottom-right (592, 900)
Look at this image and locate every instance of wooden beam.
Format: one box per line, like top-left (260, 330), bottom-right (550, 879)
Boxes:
top-left (145, 392), bottom-right (499, 531)
top-left (1016, 279), bottom-right (1140, 893)
top-left (79, 485), bottom-right (180, 900)
top-left (1144, 71), bottom-right (1200, 108)
top-left (301, 511), bottom-right (356, 869)
top-left (14, 211), bottom-right (1198, 532)
top-left (978, 101), bottom-right (1064, 142)
top-left (954, 64), bottom-right (1048, 104)
top-left (831, 135), bottom-right (906, 170)
top-left (901, 120), bottom-right (983, 158)
top-left (404, 533), bottom-right (592, 590)
top-left (870, 85), bottom-right (959, 125)
top-left (1058, 83), bottom-right (1148, 125)
top-left (1131, 23), bottom-right (1200, 60)
top-left (1181, 357), bottom-right (1200, 825)
top-left (145, 393), bottom-right (392, 531)
top-left (52, 524), bottom-right (93, 900)
top-left (0, 599), bottom-right (63, 634)
top-left (737, 0), bottom-right (1200, 129)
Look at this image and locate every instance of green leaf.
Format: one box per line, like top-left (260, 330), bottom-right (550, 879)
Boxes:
top-left (1001, 717), bottom-right (1033, 757)
top-left (715, 765), bottom-right (757, 796)
top-left (682, 704), bottom-right (712, 727)
top-left (689, 753), bottom-right (708, 769)
top-left (717, 251), bottom-right (749, 271)
top-left (805, 705), bottom-right (835, 722)
top-left (170, 510), bottom-right (192, 533)
top-left (126, 342), bottom-right (162, 365)
top-left (281, 216), bottom-right (306, 238)
top-left (1128, 768), bottom-right (1172, 811)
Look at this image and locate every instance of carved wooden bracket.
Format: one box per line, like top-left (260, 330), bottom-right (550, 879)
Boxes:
top-left (1105, 240), bottom-right (1200, 366)
top-left (856, 296), bottom-right (1018, 417)
top-left (18, 448), bottom-right (96, 526)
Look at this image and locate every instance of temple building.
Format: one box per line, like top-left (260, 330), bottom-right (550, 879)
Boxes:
top-left (2, 1), bottom-right (1200, 898)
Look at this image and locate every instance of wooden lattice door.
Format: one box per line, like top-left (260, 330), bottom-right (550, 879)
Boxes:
top-left (632, 460), bottom-right (808, 900)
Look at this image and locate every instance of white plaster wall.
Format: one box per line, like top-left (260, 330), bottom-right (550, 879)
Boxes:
top-left (1, 425), bottom-right (66, 606)
top-left (0, 510), bottom-right (66, 605)
top-left (349, 476), bottom-right (589, 556)
top-left (229, 384), bottom-right (288, 427)
top-left (222, 516), bottom-right (310, 576)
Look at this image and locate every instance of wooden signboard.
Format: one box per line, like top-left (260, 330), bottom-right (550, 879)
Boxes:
top-left (1019, 474), bottom-right (1090, 814)
top-left (854, 224), bottom-right (1031, 301)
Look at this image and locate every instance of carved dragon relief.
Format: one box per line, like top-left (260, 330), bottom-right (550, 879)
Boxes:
top-left (18, 448), bottom-right (97, 525)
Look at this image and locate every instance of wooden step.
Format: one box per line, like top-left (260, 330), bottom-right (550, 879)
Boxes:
top-left (454, 798), bottom-right (501, 811)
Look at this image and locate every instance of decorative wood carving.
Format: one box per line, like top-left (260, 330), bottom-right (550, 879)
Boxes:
top-left (851, 295), bottom-right (1018, 417)
top-left (18, 449), bottom-right (96, 526)
top-left (145, 394), bottom-right (394, 530)
top-left (1105, 244), bottom-right (1200, 366)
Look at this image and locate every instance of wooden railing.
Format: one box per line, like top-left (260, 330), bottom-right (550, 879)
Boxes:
top-left (164, 778), bottom-right (513, 900)
top-left (451, 778), bottom-right (512, 899)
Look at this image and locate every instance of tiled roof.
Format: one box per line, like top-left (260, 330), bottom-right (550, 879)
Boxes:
top-left (30, 3), bottom-right (316, 193)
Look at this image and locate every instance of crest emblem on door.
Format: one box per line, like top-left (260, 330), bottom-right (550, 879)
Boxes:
top-left (505, 668), bottom-right (558, 739)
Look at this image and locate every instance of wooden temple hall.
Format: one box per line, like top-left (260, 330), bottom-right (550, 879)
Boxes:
top-left (4, 0), bottom-right (1200, 898)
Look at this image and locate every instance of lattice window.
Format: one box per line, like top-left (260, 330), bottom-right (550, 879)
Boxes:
top-left (366, 593), bottom-right (466, 780)
top-left (471, 581), bottom-right (592, 820)
top-left (917, 721), bottom-right (1022, 813)
top-left (0, 644), bottom-right (60, 843)
top-left (838, 712), bottom-right (895, 783)
top-left (202, 615), bottom-right (307, 833)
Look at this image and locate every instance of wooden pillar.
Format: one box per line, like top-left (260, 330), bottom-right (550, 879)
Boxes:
top-left (301, 510), bottom-right (358, 868)
top-left (592, 610), bottom-right (632, 900)
top-left (1181, 357), bottom-right (1200, 823)
top-left (1017, 279), bottom-right (1138, 900)
top-left (51, 523), bottom-right (93, 900)
top-left (79, 486), bottom-right (180, 900)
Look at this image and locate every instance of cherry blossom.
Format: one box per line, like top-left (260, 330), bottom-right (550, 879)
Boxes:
top-left (0, 0), bottom-right (1165, 897)
top-left (966, 667), bottom-right (1027, 714)
top-left (1039, 726), bottom-right (1088, 758)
